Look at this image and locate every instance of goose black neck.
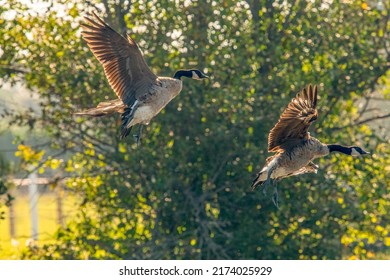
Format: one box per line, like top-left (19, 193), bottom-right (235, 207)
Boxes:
top-left (327, 144), bottom-right (352, 155)
top-left (173, 70), bottom-right (192, 80)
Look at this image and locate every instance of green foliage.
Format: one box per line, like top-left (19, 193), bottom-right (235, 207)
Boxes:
top-left (1, 0), bottom-right (389, 259)
top-left (0, 151), bottom-right (13, 220)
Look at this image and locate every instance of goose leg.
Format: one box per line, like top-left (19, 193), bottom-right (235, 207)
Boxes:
top-left (262, 177), bottom-right (271, 195)
top-left (262, 164), bottom-right (277, 195)
top-left (272, 179), bottom-right (279, 209)
top-left (133, 125), bottom-right (144, 146)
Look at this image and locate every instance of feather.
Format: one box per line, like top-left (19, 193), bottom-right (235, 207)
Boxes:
top-left (268, 85), bottom-right (318, 152)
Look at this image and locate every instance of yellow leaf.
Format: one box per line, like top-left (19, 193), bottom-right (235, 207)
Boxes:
top-left (65, 160), bottom-right (74, 172)
top-left (302, 62), bottom-right (312, 73)
top-left (50, 159), bottom-right (61, 170)
top-left (167, 139), bottom-right (174, 148)
top-left (375, 225), bottom-right (383, 232)
top-left (15, 144), bottom-right (45, 163)
top-left (85, 148), bottom-right (95, 156)
top-left (118, 143), bottom-right (126, 153)
top-left (69, 5), bottom-right (79, 17)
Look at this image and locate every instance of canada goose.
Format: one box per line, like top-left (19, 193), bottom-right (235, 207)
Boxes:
top-left (251, 85), bottom-right (369, 207)
top-left (75, 12), bottom-right (209, 142)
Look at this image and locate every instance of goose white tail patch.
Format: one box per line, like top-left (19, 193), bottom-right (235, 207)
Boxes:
top-left (261, 157), bottom-right (278, 173)
top-left (131, 100), bottom-right (139, 110)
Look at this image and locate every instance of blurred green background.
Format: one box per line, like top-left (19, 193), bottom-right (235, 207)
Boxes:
top-left (0, 0), bottom-right (389, 260)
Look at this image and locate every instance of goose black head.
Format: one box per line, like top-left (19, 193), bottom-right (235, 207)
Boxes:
top-left (350, 146), bottom-right (369, 156)
top-left (173, 69), bottom-right (209, 80)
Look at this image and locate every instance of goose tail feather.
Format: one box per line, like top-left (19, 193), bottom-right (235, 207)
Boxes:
top-left (74, 99), bottom-right (125, 117)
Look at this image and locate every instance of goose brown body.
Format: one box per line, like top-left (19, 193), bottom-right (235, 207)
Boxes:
top-left (127, 77), bottom-right (183, 127)
top-left (253, 137), bottom-right (328, 183)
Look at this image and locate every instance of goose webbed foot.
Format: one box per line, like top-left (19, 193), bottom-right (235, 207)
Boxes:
top-left (133, 125), bottom-right (144, 146)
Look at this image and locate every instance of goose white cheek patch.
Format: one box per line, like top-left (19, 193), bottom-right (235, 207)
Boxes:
top-left (192, 71), bottom-right (200, 80)
top-left (351, 148), bottom-right (360, 156)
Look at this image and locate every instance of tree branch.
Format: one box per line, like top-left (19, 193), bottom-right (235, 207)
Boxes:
top-left (333, 113), bottom-right (390, 130)
top-left (0, 65), bottom-right (30, 74)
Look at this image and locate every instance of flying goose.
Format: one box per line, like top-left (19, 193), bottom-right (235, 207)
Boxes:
top-left (75, 12), bottom-right (208, 141)
top-left (251, 85), bottom-right (369, 207)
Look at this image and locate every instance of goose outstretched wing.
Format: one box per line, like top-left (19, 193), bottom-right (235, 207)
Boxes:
top-left (268, 85), bottom-right (318, 152)
top-left (81, 12), bottom-right (158, 106)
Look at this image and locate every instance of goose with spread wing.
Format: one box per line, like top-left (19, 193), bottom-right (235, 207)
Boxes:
top-left (75, 12), bottom-right (208, 141)
top-left (251, 85), bottom-right (369, 207)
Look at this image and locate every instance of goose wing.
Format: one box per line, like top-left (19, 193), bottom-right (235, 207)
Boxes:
top-left (81, 12), bottom-right (158, 107)
top-left (268, 85), bottom-right (318, 152)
